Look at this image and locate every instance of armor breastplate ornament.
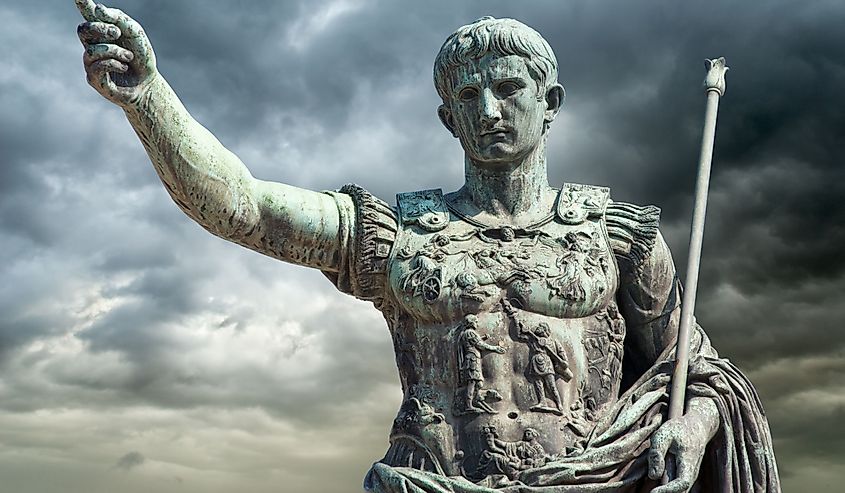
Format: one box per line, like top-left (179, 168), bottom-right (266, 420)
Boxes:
top-left (382, 184), bottom-right (627, 481)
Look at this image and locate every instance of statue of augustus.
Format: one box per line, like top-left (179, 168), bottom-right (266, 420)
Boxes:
top-left (76, 2), bottom-right (780, 492)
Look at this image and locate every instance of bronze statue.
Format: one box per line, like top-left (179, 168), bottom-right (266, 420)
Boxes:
top-left (76, 2), bottom-right (780, 491)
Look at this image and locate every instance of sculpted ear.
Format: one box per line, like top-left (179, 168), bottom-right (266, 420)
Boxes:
top-left (438, 104), bottom-right (458, 138)
top-left (544, 84), bottom-right (565, 125)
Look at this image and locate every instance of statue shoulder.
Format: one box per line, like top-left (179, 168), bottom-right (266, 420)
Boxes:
top-left (327, 184), bottom-right (398, 302)
top-left (338, 184), bottom-right (398, 267)
top-left (555, 183), bottom-right (610, 224)
top-left (604, 198), bottom-right (661, 272)
top-left (550, 182), bottom-right (661, 271)
top-left (396, 188), bottom-right (450, 232)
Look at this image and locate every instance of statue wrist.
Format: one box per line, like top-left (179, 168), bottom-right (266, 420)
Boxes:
top-left (122, 71), bottom-right (166, 114)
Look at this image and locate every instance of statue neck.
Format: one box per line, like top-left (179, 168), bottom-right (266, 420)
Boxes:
top-left (458, 142), bottom-right (554, 227)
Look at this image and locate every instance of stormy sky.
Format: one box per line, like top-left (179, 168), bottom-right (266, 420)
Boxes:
top-left (0, 0), bottom-right (843, 491)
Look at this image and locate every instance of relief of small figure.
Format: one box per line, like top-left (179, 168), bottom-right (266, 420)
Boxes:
top-left (566, 395), bottom-right (593, 443)
top-left (500, 299), bottom-right (572, 415)
top-left (393, 396), bottom-right (446, 433)
top-left (514, 428), bottom-right (548, 469)
top-left (456, 314), bottom-right (506, 414)
top-left (452, 271), bottom-right (496, 303)
top-left (588, 304), bottom-right (626, 396)
top-left (476, 425), bottom-right (549, 480)
top-left (398, 234), bottom-right (454, 303)
top-left (546, 232), bottom-right (607, 301)
top-left (522, 322), bottom-right (573, 415)
top-left (605, 304), bottom-right (625, 366)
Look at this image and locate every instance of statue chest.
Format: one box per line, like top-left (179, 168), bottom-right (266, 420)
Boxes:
top-left (383, 221), bottom-right (627, 476)
top-left (379, 186), bottom-right (627, 478)
top-left (387, 218), bottom-right (619, 324)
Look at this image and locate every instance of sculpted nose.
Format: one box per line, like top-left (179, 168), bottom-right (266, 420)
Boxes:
top-left (479, 88), bottom-right (501, 124)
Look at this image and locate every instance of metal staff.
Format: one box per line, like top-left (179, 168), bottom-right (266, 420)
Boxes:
top-left (667, 57), bottom-right (729, 421)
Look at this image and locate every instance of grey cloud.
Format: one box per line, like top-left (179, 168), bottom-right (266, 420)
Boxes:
top-left (114, 451), bottom-right (146, 471)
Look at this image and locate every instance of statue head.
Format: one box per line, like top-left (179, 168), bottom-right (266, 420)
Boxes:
top-left (523, 427), bottom-right (539, 441)
top-left (500, 226), bottom-right (515, 242)
top-left (434, 17), bottom-right (559, 103)
top-left (535, 322), bottom-right (551, 337)
top-left (433, 17), bottom-right (564, 166)
top-left (464, 314), bottom-right (479, 329)
top-left (482, 424), bottom-right (499, 438)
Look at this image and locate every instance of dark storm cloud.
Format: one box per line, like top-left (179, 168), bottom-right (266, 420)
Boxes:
top-left (0, 0), bottom-right (842, 491)
top-left (114, 451), bottom-right (145, 471)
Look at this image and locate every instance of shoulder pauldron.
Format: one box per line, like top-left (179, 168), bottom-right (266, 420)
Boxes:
top-left (556, 183), bottom-right (610, 224)
top-left (337, 183), bottom-right (398, 301)
top-left (397, 188), bottom-right (449, 232)
top-left (605, 200), bottom-right (661, 271)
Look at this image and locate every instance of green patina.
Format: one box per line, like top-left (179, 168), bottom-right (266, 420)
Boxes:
top-left (76, 3), bottom-right (780, 492)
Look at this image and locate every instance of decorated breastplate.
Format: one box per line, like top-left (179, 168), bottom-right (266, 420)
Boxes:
top-left (381, 185), bottom-right (626, 479)
top-left (388, 185), bottom-right (619, 324)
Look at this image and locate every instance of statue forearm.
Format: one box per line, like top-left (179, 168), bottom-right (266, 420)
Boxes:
top-left (123, 75), bottom-right (259, 242)
top-left (686, 396), bottom-right (720, 441)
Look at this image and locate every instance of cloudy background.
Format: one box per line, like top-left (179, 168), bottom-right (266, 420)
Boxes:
top-left (0, 0), bottom-right (842, 491)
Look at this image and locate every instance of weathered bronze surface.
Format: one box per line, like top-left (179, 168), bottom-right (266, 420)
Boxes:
top-left (76, 3), bottom-right (780, 491)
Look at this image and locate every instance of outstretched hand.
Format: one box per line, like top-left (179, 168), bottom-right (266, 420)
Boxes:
top-left (76, 0), bottom-right (158, 107)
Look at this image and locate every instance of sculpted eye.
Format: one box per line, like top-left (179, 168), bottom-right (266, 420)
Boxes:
top-left (458, 87), bottom-right (479, 101)
top-left (497, 81), bottom-right (520, 96)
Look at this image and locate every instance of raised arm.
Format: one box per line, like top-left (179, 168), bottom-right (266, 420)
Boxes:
top-left (76, 1), bottom-right (348, 272)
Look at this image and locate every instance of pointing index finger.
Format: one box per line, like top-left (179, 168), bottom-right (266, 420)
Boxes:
top-left (95, 3), bottom-right (135, 32)
top-left (75, 0), bottom-right (97, 21)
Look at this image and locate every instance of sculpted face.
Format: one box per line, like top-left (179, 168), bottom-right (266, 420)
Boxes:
top-left (439, 54), bottom-right (562, 167)
top-left (536, 323), bottom-right (551, 338)
top-left (523, 428), bottom-right (539, 441)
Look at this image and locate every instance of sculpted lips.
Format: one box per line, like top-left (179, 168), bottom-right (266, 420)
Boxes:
top-left (479, 127), bottom-right (510, 140)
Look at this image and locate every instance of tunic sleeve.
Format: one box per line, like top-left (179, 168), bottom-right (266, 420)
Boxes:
top-left (321, 184), bottom-right (399, 310)
top-left (608, 201), bottom-right (687, 382)
top-left (608, 201), bottom-right (721, 369)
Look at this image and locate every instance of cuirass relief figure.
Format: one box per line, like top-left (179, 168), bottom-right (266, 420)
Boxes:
top-left (76, 2), bottom-right (780, 492)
